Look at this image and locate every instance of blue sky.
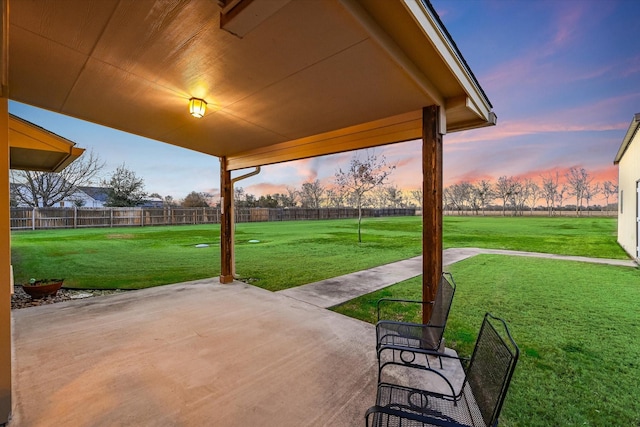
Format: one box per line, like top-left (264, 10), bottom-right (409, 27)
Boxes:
top-left (11, 0), bottom-right (640, 203)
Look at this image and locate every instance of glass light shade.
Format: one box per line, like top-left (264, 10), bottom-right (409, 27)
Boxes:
top-left (189, 98), bottom-right (207, 118)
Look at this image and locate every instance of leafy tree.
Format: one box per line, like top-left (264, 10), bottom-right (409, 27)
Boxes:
top-left (164, 195), bottom-right (178, 207)
top-left (102, 164), bottom-right (146, 207)
top-left (11, 150), bottom-right (104, 207)
top-left (272, 192), bottom-right (296, 208)
top-left (257, 194), bottom-right (278, 208)
top-left (334, 150), bottom-right (395, 242)
top-left (182, 191), bottom-right (210, 207)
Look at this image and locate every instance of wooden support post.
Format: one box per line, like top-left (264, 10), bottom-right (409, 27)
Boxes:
top-left (422, 105), bottom-right (443, 325)
top-left (220, 157), bottom-right (234, 283)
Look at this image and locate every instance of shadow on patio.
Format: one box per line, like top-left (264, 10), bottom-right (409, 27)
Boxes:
top-left (11, 280), bottom-right (379, 426)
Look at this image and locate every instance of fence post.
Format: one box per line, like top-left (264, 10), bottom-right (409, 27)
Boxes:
top-left (141, 209), bottom-right (144, 227)
top-left (110, 209), bottom-right (113, 227)
top-left (74, 207), bottom-right (77, 229)
top-left (32, 207), bottom-right (36, 231)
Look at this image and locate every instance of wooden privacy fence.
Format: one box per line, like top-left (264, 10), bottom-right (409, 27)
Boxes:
top-left (10, 207), bottom-right (417, 230)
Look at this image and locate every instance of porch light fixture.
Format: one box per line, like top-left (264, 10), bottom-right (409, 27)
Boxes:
top-left (189, 97), bottom-right (207, 118)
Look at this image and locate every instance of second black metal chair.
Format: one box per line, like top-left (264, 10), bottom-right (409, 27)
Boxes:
top-left (376, 272), bottom-right (456, 375)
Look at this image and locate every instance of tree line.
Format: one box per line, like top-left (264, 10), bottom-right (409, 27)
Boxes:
top-left (444, 168), bottom-right (618, 216)
top-left (10, 148), bottom-right (618, 218)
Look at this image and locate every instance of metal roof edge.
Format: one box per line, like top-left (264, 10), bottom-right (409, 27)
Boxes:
top-left (613, 112), bottom-right (640, 164)
top-left (420, 0), bottom-right (493, 110)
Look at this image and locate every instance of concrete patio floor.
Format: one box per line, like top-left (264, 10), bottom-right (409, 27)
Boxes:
top-left (11, 279), bottom-right (381, 427)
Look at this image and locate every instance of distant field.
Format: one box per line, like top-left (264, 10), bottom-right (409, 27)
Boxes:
top-left (10, 215), bottom-right (627, 290)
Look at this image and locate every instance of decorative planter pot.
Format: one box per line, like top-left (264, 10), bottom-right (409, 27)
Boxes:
top-left (22, 279), bottom-right (64, 299)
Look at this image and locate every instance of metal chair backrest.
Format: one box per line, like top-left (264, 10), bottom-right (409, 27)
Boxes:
top-left (465, 313), bottom-right (519, 426)
top-left (417, 273), bottom-right (455, 350)
top-left (429, 272), bottom-right (456, 328)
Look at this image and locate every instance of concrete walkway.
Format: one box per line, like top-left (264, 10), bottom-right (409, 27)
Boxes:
top-left (277, 248), bottom-right (637, 308)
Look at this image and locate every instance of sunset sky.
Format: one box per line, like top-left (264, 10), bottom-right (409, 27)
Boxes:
top-left (10, 0), bottom-right (640, 204)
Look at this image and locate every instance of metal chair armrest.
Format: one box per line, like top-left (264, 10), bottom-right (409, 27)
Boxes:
top-left (365, 405), bottom-right (466, 427)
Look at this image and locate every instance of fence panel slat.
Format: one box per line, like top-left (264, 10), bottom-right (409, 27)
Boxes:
top-left (10, 207), bottom-right (422, 231)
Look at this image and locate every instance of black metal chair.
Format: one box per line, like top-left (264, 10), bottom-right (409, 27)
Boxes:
top-left (376, 272), bottom-right (455, 375)
top-left (366, 312), bottom-right (519, 427)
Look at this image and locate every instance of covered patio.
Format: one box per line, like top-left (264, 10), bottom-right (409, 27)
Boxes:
top-left (1, 0), bottom-right (496, 424)
top-left (11, 280), bottom-right (378, 426)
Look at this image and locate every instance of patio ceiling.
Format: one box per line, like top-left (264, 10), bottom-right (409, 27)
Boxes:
top-left (7, 0), bottom-right (495, 171)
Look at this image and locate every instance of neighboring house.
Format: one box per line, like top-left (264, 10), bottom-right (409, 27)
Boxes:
top-left (613, 113), bottom-right (640, 261)
top-left (140, 197), bottom-right (164, 208)
top-left (10, 183), bottom-right (110, 208)
top-left (74, 186), bottom-right (110, 208)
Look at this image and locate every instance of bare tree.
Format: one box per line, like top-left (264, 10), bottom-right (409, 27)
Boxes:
top-left (541, 172), bottom-right (559, 216)
top-left (602, 181), bottom-right (618, 211)
top-left (474, 180), bottom-right (494, 216)
top-left (447, 182), bottom-right (472, 215)
top-left (495, 176), bottom-right (517, 216)
top-left (583, 182), bottom-right (600, 213)
top-left (410, 188), bottom-right (423, 209)
top-left (524, 178), bottom-right (541, 214)
top-left (565, 167), bottom-right (591, 216)
top-left (334, 150), bottom-right (395, 242)
top-left (381, 185), bottom-right (405, 208)
top-left (299, 179), bottom-right (325, 208)
top-left (102, 163), bottom-right (146, 207)
top-left (510, 178), bottom-right (526, 216)
top-left (11, 150), bottom-right (104, 207)
top-left (285, 186), bottom-right (299, 207)
top-left (556, 185), bottom-right (567, 212)
top-left (325, 188), bottom-right (345, 208)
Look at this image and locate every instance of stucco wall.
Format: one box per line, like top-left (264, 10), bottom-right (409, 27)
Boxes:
top-left (617, 129), bottom-right (639, 259)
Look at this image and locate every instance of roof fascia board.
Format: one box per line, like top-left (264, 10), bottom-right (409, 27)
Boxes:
top-left (613, 113), bottom-right (640, 164)
top-left (403, 0), bottom-right (494, 127)
top-left (226, 110), bottom-right (423, 171)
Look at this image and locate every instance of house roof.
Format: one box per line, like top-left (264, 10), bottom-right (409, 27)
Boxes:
top-left (8, 114), bottom-right (85, 172)
top-left (76, 186), bottom-right (110, 203)
top-left (613, 113), bottom-right (640, 164)
top-left (7, 0), bottom-right (495, 171)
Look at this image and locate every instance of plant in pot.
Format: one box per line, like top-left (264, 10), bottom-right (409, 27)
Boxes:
top-left (22, 278), bottom-right (65, 299)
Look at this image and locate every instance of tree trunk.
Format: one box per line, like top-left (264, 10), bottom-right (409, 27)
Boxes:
top-left (357, 203), bottom-right (362, 243)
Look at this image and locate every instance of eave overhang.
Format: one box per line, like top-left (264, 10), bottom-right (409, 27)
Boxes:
top-left (613, 113), bottom-right (640, 164)
top-left (9, 114), bottom-right (84, 172)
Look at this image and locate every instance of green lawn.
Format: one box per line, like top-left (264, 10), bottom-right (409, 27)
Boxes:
top-left (10, 216), bottom-right (627, 290)
top-left (332, 255), bottom-right (640, 426)
top-left (10, 215), bottom-right (639, 425)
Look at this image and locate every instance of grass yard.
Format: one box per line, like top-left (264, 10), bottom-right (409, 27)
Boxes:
top-left (332, 255), bottom-right (640, 426)
top-left (10, 215), bottom-right (639, 425)
top-left (10, 215), bottom-right (627, 290)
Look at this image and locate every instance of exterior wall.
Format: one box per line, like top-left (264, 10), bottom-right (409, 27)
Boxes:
top-left (617, 130), bottom-right (640, 260)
